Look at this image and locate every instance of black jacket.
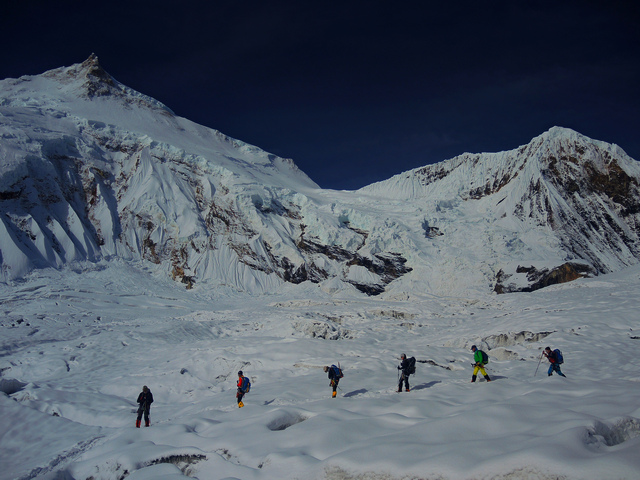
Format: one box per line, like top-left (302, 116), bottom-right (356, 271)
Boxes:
top-left (399, 358), bottom-right (411, 375)
top-left (137, 390), bottom-right (154, 407)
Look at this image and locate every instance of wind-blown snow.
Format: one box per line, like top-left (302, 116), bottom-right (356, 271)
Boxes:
top-left (1, 262), bottom-right (639, 480)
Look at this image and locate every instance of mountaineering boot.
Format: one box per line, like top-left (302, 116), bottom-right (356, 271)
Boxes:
top-left (145, 419), bottom-right (150, 427)
top-left (484, 375), bottom-right (491, 382)
top-left (332, 391), bottom-right (337, 398)
top-left (406, 388), bottom-right (410, 392)
top-left (238, 401), bottom-right (244, 408)
top-left (471, 375), bottom-right (477, 383)
top-left (136, 419), bottom-right (141, 428)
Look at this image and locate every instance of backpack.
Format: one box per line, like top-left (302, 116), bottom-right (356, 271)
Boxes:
top-left (481, 350), bottom-right (489, 364)
top-left (241, 376), bottom-right (251, 393)
top-left (553, 349), bottom-right (564, 365)
top-left (331, 364), bottom-right (344, 379)
top-left (407, 357), bottom-right (416, 375)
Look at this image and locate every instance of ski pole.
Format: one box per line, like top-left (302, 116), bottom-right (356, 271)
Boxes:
top-left (534, 351), bottom-right (544, 376)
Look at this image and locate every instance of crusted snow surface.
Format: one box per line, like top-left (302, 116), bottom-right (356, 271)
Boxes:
top-left (0, 263), bottom-right (639, 479)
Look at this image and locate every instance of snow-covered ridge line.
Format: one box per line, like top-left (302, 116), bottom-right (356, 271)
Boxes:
top-left (360, 126), bottom-right (637, 201)
top-left (1, 57), bottom-right (640, 295)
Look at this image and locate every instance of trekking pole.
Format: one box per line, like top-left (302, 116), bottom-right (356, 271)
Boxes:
top-left (534, 351), bottom-right (544, 376)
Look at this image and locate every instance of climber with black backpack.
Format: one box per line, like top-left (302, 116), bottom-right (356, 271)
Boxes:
top-left (470, 345), bottom-right (492, 383)
top-left (397, 353), bottom-right (416, 392)
top-left (543, 347), bottom-right (566, 377)
top-left (324, 364), bottom-right (344, 398)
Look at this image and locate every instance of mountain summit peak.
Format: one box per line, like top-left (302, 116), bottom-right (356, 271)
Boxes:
top-left (77, 53), bottom-right (101, 73)
top-left (33, 55), bottom-right (175, 113)
top-left (537, 126), bottom-right (586, 144)
top-left (37, 53), bottom-right (117, 98)
top-left (77, 53), bottom-right (117, 97)
top-left (545, 125), bottom-right (578, 136)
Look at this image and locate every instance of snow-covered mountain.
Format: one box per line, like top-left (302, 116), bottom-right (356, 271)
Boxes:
top-left (1, 56), bottom-right (639, 296)
top-left (361, 127), bottom-right (640, 294)
top-left (2, 57), bottom-right (640, 480)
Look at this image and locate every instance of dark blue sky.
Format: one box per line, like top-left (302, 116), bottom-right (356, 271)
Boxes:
top-left (2, 1), bottom-right (639, 190)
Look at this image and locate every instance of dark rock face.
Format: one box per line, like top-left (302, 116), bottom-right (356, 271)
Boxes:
top-left (346, 253), bottom-right (412, 295)
top-left (530, 143), bottom-right (640, 274)
top-left (81, 54), bottom-right (117, 97)
top-left (284, 238), bottom-right (412, 295)
top-left (494, 262), bottom-right (596, 294)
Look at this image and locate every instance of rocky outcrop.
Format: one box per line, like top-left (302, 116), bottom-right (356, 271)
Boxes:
top-left (533, 139), bottom-right (640, 273)
top-left (494, 262), bottom-right (596, 293)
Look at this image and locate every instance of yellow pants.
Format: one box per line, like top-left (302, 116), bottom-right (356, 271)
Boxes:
top-left (473, 365), bottom-right (488, 377)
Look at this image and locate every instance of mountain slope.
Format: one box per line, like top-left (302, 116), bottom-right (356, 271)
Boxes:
top-left (359, 127), bottom-right (640, 294)
top-left (0, 56), bottom-right (409, 293)
top-left (1, 56), bottom-right (639, 295)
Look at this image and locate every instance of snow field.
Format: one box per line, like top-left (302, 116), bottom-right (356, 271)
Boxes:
top-left (1, 263), bottom-right (640, 479)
